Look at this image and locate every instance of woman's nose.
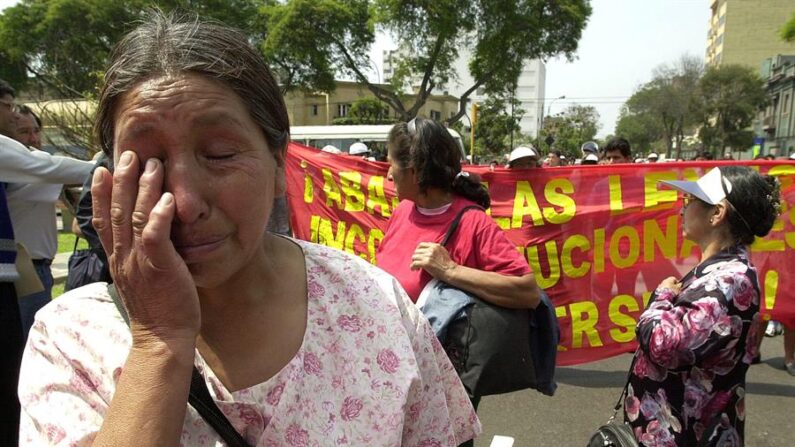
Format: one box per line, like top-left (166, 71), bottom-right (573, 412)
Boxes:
top-left (163, 162), bottom-right (210, 224)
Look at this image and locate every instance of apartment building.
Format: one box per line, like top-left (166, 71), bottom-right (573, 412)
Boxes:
top-left (383, 48), bottom-right (546, 138)
top-left (283, 80), bottom-right (460, 126)
top-left (706, 0), bottom-right (795, 68)
top-left (758, 55), bottom-right (795, 156)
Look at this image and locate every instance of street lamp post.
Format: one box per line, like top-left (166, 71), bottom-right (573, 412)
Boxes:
top-left (541, 95), bottom-right (565, 149)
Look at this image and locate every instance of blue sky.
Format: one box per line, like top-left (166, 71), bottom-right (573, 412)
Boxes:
top-left (2, 0), bottom-right (711, 137)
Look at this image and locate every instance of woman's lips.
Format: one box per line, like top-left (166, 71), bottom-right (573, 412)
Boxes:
top-left (173, 237), bottom-right (226, 262)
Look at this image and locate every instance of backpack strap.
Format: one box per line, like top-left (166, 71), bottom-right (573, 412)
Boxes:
top-left (441, 205), bottom-right (484, 247)
top-left (107, 285), bottom-right (251, 447)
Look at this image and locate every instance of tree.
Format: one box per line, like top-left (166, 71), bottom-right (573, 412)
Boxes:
top-left (781, 12), bottom-right (795, 42)
top-left (614, 107), bottom-right (661, 155)
top-left (538, 105), bottom-right (599, 157)
top-left (697, 64), bottom-right (768, 153)
top-left (473, 93), bottom-right (523, 161)
top-left (0, 0), bottom-right (260, 153)
top-left (332, 97), bottom-right (395, 124)
top-left (616, 55), bottom-right (703, 159)
top-left (262, 0), bottom-right (591, 123)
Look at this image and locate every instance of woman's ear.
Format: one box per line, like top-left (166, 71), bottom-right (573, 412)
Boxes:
top-left (272, 148), bottom-right (287, 197)
top-left (711, 202), bottom-right (729, 226)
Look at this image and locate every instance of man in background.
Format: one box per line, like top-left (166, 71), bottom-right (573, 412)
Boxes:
top-left (603, 137), bottom-right (633, 164)
top-left (0, 78), bottom-right (92, 446)
top-left (6, 105), bottom-right (66, 339)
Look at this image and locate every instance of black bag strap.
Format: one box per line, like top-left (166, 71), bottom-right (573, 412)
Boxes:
top-left (72, 236), bottom-right (81, 253)
top-left (441, 205), bottom-right (484, 247)
top-left (608, 354), bottom-right (637, 422)
top-left (107, 285), bottom-right (251, 447)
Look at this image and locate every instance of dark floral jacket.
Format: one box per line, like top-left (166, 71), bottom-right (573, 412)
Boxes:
top-left (624, 245), bottom-right (762, 447)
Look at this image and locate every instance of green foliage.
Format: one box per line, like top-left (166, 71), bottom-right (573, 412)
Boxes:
top-left (616, 55), bottom-right (703, 158)
top-left (331, 97), bottom-right (396, 124)
top-left (0, 0), bottom-right (260, 151)
top-left (473, 93), bottom-right (523, 161)
top-left (267, 0), bottom-right (591, 123)
top-left (538, 105), bottom-right (600, 157)
top-left (259, 0), bottom-right (373, 94)
top-left (697, 64), bottom-right (768, 152)
top-left (781, 12), bottom-right (795, 42)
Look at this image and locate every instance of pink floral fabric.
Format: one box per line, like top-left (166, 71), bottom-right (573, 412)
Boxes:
top-left (625, 245), bottom-right (761, 447)
top-left (18, 240), bottom-right (480, 446)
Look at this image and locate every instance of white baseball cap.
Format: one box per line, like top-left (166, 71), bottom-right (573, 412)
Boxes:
top-left (789, 152), bottom-right (795, 160)
top-left (349, 142), bottom-right (369, 155)
top-left (321, 145), bottom-right (341, 154)
top-left (648, 152), bottom-right (659, 159)
top-left (508, 146), bottom-right (539, 163)
top-left (584, 153), bottom-right (599, 162)
top-left (659, 167), bottom-right (732, 205)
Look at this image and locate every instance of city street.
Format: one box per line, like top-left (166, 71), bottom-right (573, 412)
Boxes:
top-left (475, 335), bottom-right (795, 446)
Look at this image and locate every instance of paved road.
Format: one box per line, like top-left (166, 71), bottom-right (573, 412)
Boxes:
top-left (474, 335), bottom-right (794, 446)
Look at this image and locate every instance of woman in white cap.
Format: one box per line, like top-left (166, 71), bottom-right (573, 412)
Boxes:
top-left (623, 166), bottom-right (780, 446)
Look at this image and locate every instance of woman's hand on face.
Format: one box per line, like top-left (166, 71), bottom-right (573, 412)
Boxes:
top-left (410, 242), bottom-right (458, 281)
top-left (657, 276), bottom-right (682, 295)
top-left (92, 151), bottom-right (200, 349)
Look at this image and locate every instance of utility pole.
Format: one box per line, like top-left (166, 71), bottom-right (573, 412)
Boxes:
top-left (470, 102), bottom-right (479, 164)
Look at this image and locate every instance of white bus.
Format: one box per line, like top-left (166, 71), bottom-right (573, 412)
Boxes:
top-left (290, 124), bottom-right (467, 161)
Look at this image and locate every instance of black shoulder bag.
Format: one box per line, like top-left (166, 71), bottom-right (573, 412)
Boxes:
top-left (107, 285), bottom-right (251, 447)
top-left (586, 355), bottom-right (638, 447)
top-left (429, 205), bottom-right (538, 397)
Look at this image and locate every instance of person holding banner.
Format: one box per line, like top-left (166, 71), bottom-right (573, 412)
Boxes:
top-left (624, 166), bottom-right (780, 446)
top-left (377, 117), bottom-right (542, 447)
top-left (17, 13), bottom-right (480, 446)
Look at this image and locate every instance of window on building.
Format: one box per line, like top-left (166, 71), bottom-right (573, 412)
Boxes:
top-left (430, 110), bottom-right (441, 121)
top-left (716, 34), bottom-right (723, 46)
top-left (784, 94), bottom-right (791, 115)
top-left (312, 104), bottom-right (319, 116)
top-left (476, 87), bottom-right (485, 96)
top-left (337, 103), bottom-right (351, 117)
top-left (718, 14), bottom-right (725, 26)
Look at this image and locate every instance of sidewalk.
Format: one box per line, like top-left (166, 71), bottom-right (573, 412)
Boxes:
top-left (52, 251), bottom-right (70, 284)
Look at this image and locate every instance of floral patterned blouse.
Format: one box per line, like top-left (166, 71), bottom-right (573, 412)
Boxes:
top-left (624, 245), bottom-right (762, 447)
top-left (19, 240), bottom-right (480, 446)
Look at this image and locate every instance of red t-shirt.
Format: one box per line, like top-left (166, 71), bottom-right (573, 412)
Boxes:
top-left (376, 196), bottom-right (531, 302)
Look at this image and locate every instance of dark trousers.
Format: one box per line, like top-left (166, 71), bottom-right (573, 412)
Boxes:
top-left (458, 395), bottom-right (481, 447)
top-left (1, 282), bottom-right (23, 446)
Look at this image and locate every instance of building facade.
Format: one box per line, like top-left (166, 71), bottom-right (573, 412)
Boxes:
top-left (706, 0), bottom-right (795, 68)
top-left (283, 80), bottom-right (460, 126)
top-left (758, 55), bottom-right (795, 156)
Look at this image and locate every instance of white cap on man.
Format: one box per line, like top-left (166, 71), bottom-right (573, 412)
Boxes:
top-left (349, 142), bottom-right (369, 155)
top-left (789, 152), bottom-right (795, 160)
top-left (321, 145), bottom-right (341, 154)
top-left (508, 145), bottom-right (539, 164)
top-left (647, 152), bottom-right (659, 161)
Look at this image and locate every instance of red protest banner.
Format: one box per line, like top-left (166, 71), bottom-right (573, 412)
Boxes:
top-left (285, 142), bottom-right (795, 365)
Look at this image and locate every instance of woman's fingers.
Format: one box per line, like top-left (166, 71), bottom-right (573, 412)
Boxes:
top-left (132, 158), bottom-right (164, 243)
top-left (91, 166), bottom-right (114, 257)
top-left (141, 192), bottom-right (179, 271)
top-left (109, 151), bottom-right (140, 255)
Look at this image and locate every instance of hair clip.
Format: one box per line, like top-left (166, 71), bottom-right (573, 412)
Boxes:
top-left (407, 117), bottom-right (417, 135)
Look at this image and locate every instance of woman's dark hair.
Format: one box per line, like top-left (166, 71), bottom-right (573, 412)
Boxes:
top-left (95, 11), bottom-right (289, 159)
top-left (720, 166), bottom-right (781, 245)
top-left (604, 137), bottom-right (631, 158)
top-left (388, 117), bottom-right (490, 209)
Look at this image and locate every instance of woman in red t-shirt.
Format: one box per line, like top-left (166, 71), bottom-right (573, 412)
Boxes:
top-left (376, 117), bottom-right (541, 309)
top-left (375, 118), bottom-right (542, 446)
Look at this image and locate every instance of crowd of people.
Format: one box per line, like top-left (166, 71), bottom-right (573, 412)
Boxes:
top-left (0, 11), bottom-right (793, 447)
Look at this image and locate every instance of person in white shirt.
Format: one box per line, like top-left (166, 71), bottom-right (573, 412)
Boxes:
top-left (1, 78), bottom-right (92, 445)
top-left (6, 106), bottom-right (80, 339)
